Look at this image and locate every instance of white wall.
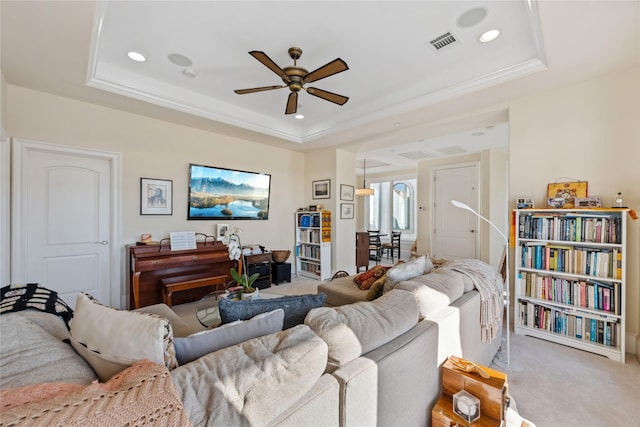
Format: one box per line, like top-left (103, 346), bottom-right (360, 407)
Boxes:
top-left (7, 85), bottom-right (307, 293)
top-left (304, 147), bottom-right (357, 275)
top-left (0, 70), bottom-right (9, 285)
top-left (509, 68), bottom-right (640, 355)
top-left (417, 149), bottom-right (508, 267)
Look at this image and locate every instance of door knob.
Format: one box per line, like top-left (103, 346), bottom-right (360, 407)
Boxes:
top-left (96, 240), bottom-right (109, 245)
top-left (470, 230), bottom-right (475, 233)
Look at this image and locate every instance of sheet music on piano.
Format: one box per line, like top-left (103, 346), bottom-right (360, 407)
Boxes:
top-left (170, 231), bottom-right (197, 251)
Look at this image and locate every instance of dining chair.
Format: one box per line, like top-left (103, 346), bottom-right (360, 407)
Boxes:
top-left (381, 231), bottom-right (401, 261)
top-left (368, 232), bottom-right (382, 264)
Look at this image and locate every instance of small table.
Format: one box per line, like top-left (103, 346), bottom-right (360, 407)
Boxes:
top-left (195, 290), bottom-right (284, 328)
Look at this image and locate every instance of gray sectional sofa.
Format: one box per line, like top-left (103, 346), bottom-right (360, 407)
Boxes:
top-left (318, 257), bottom-right (504, 367)
top-left (0, 257), bottom-right (502, 426)
top-left (0, 290), bottom-right (439, 427)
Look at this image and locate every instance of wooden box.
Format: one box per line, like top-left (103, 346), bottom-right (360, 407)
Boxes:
top-left (442, 357), bottom-right (508, 422)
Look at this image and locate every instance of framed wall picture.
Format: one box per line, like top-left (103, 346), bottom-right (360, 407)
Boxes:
top-left (312, 179), bottom-right (331, 199)
top-left (340, 184), bottom-right (354, 201)
top-left (547, 181), bottom-right (588, 209)
top-left (341, 203), bottom-right (354, 219)
top-left (216, 223), bottom-right (230, 242)
top-left (140, 178), bottom-right (172, 215)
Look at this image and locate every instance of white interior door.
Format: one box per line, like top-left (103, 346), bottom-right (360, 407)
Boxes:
top-left (433, 164), bottom-right (478, 259)
top-left (12, 139), bottom-right (119, 308)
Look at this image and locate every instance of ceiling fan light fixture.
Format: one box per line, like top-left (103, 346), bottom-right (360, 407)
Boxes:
top-left (295, 114), bottom-right (304, 120)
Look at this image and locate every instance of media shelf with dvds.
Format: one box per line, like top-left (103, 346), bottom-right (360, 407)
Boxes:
top-left (514, 208), bottom-right (629, 362)
top-left (295, 210), bottom-right (332, 280)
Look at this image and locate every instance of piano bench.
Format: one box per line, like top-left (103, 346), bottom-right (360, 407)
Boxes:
top-left (160, 273), bottom-right (227, 307)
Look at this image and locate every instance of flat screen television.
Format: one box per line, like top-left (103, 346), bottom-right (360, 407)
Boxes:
top-left (188, 163), bottom-right (271, 220)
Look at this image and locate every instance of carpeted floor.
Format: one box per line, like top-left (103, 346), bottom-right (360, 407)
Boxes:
top-left (171, 272), bottom-right (640, 427)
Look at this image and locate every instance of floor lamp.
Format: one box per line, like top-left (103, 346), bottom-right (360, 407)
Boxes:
top-left (451, 200), bottom-right (523, 372)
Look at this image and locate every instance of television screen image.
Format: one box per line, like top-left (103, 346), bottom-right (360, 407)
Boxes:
top-left (188, 163), bottom-right (271, 220)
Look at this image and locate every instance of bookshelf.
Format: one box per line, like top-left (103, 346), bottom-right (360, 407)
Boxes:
top-left (295, 210), bottom-right (332, 280)
top-left (514, 208), bottom-right (628, 362)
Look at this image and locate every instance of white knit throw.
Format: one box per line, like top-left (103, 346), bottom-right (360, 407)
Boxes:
top-left (442, 259), bottom-right (504, 343)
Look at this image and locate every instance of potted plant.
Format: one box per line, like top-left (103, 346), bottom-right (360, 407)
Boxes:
top-left (227, 229), bottom-right (260, 299)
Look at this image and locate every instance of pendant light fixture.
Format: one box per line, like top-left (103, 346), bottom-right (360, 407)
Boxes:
top-left (356, 158), bottom-right (374, 196)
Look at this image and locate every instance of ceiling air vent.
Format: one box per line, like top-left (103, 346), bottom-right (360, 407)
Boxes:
top-left (429, 32), bottom-right (458, 50)
top-left (398, 151), bottom-right (434, 160)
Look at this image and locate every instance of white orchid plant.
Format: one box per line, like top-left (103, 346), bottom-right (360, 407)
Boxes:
top-left (226, 228), bottom-right (259, 293)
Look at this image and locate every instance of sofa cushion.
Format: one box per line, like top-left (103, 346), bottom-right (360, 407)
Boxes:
top-left (171, 324), bottom-right (328, 426)
top-left (304, 289), bottom-right (419, 371)
top-left (70, 293), bottom-right (178, 381)
top-left (0, 360), bottom-right (191, 426)
top-left (394, 269), bottom-right (466, 319)
top-left (384, 255), bottom-right (428, 292)
top-left (0, 312), bottom-right (97, 389)
top-left (218, 293), bottom-right (326, 329)
top-left (174, 309), bottom-right (284, 365)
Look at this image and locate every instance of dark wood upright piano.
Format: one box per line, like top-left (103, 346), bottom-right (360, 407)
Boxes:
top-left (128, 241), bottom-right (234, 309)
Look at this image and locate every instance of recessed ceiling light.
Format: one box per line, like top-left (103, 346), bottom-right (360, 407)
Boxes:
top-left (295, 114), bottom-right (304, 120)
top-left (182, 68), bottom-right (197, 78)
top-left (127, 51), bottom-right (146, 62)
top-left (479, 29), bottom-right (501, 43)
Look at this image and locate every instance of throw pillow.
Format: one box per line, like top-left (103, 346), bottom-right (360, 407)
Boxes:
top-left (218, 293), bottom-right (326, 329)
top-left (365, 274), bottom-right (387, 301)
top-left (383, 255), bottom-right (427, 293)
top-left (357, 265), bottom-right (388, 290)
top-left (0, 360), bottom-right (191, 426)
top-left (174, 309), bottom-right (285, 365)
top-left (353, 265), bottom-right (384, 287)
top-left (70, 293), bottom-right (178, 382)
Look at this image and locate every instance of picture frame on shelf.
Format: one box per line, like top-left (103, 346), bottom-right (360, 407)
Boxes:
top-left (312, 179), bottom-right (331, 199)
top-left (140, 178), bottom-right (172, 215)
top-left (575, 196), bottom-right (602, 207)
top-left (546, 181), bottom-right (588, 208)
top-left (516, 197), bottom-right (534, 209)
top-left (340, 184), bottom-right (354, 201)
top-left (216, 223), bottom-right (229, 242)
top-left (340, 203), bottom-right (354, 219)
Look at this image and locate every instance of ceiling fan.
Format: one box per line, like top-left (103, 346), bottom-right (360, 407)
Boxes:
top-left (234, 47), bottom-right (349, 115)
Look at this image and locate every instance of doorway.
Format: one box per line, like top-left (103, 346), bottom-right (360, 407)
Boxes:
top-left (432, 163), bottom-right (479, 259)
top-left (11, 139), bottom-right (120, 308)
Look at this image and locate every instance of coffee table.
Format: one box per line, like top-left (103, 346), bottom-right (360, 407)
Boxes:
top-left (195, 290), bottom-right (284, 328)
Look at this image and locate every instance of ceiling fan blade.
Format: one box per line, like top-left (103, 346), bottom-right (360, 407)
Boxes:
top-left (249, 51), bottom-right (290, 83)
top-left (303, 58), bottom-right (349, 84)
top-left (234, 85), bottom-right (286, 94)
top-left (285, 92), bottom-right (298, 115)
top-left (305, 87), bottom-right (349, 105)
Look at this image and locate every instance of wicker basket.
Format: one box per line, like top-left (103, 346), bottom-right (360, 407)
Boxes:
top-left (271, 250), bottom-right (291, 263)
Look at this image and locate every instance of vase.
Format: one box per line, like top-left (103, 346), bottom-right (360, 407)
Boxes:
top-left (241, 288), bottom-right (260, 300)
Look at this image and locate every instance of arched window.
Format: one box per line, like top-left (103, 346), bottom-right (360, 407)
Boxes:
top-left (366, 179), bottom-right (415, 236)
top-left (392, 182), bottom-right (412, 232)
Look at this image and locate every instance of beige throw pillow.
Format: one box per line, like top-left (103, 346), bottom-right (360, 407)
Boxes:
top-left (70, 293), bottom-right (178, 381)
top-left (383, 255), bottom-right (427, 293)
